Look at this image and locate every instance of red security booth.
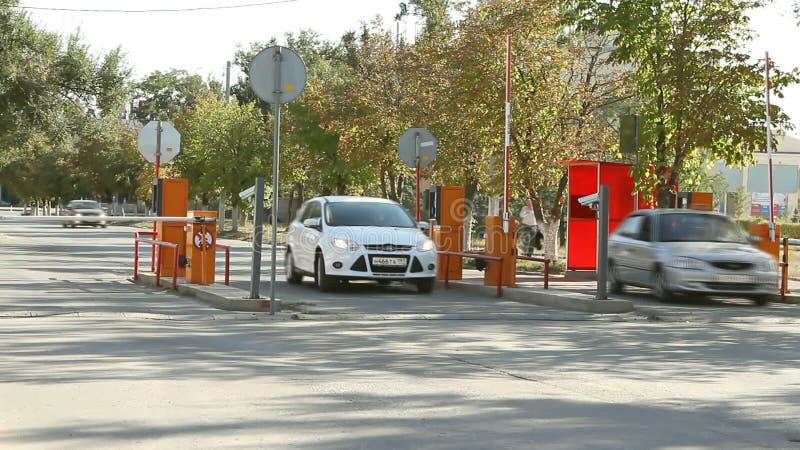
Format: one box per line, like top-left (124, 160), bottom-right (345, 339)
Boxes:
top-left (566, 160), bottom-right (640, 270)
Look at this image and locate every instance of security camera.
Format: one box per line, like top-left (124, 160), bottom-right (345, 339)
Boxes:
top-left (578, 193), bottom-right (600, 211)
top-left (239, 185), bottom-right (256, 201)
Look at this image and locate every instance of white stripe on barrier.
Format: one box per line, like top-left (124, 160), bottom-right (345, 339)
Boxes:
top-left (0, 215), bottom-right (216, 223)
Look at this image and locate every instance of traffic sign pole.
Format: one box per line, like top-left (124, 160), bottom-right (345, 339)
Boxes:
top-left (415, 132), bottom-right (421, 221)
top-left (248, 45), bottom-right (307, 315)
top-left (155, 121), bottom-right (162, 179)
top-left (269, 49), bottom-right (283, 315)
top-left (153, 121), bottom-right (163, 244)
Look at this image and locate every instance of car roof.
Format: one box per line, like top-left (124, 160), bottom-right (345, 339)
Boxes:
top-left (631, 208), bottom-right (723, 217)
top-left (309, 196), bottom-right (398, 205)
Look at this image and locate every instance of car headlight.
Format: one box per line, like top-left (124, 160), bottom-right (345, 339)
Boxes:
top-left (671, 257), bottom-right (704, 270)
top-left (417, 239), bottom-right (436, 252)
top-left (758, 259), bottom-right (777, 271)
top-left (332, 237), bottom-right (359, 251)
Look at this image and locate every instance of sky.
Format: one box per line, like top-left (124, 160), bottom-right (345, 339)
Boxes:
top-left (17, 0), bottom-right (800, 137)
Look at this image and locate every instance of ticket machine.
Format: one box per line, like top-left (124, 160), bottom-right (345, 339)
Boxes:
top-left (153, 178), bottom-right (188, 277)
top-left (428, 186), bottom-right (466, 280)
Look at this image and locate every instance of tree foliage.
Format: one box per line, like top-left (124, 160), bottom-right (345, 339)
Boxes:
top-left (0, 1), bottom-right (138, 202)
top-left (576, 0), bottom-right (800, 207)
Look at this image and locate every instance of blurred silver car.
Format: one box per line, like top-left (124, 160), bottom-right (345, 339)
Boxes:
top-left (608, 209), bottom-right (778, 304)
top-left (62, 200), bottom-right (107, 228)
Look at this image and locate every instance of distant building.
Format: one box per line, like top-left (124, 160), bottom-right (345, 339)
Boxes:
top-left (714, 134), bottom-right (800, 218)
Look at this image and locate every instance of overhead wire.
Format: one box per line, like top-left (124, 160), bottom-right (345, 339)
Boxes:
top-left (12, 0), bottom-right (297, 13)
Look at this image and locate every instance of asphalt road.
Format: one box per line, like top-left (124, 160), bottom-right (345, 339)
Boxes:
top-left (1, 221), bottom-right (800, 449)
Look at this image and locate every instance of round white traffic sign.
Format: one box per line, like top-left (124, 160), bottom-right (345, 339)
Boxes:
top-left (249, 46), bottom-right (307, 105)
top-left (399, 128), bottom-right (437, 168)
top-left (137, 121), bottom-right (181, 164)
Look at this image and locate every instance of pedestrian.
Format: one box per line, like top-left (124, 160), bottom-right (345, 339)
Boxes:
top-left (518, 200), bottom-right (543, 257)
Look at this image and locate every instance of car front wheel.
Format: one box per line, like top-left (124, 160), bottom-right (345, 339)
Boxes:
top-left (608, 261), bottom-right (624, 294)
top-left (315, 254), bottom-right (336, 292)
top-left (285, 250), bottom-right (303, 284)
top-left (652, 269), bottom-right (673, 301)
top-left (416, 278), bottom-right (435, 294)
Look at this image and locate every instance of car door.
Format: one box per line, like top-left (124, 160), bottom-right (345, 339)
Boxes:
top-left (295, 200), bottom-right (322, 272)
top-left (609, 215), bottom-right (644, 285)
top-left (626, 215), bottom-right (654, 285)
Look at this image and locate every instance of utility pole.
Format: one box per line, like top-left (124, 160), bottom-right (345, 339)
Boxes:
top-left (765, 52), bottom-right (776, 241)
top-left (219, 61), bottom-right (232, 233)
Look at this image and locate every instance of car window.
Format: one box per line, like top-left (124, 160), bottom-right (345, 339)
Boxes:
top-left (615, 215), bottom-right (644, 239)
top-left (325, 202), bottom-right (416, 227)
top-left (68, 201), bottom-right (100, 209)
top-left (658, 213), bottom-right (747, 243)
top-left (301, 201), bottom-right (321, 221)
top-left (635, 216), bottom-right (652, 241)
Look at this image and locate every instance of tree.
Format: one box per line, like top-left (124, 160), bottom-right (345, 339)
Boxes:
top-left (175, 96), bottom-right (271, 231)
top-left (578, 0), bottom-right (799, 207)
top-left (133, 69), bottom-right (217, 122)
top-left (0, 2), bottom-right (135, 203)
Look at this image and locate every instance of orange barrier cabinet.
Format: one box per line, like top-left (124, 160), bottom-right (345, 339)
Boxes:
top-left (430, 186), bottom-right (466, 280)
top-left (749, 223), bottom-right (781, 261)
top-left (484, 216), bottom-right (517, 287)
top-left (185, 211), bottom-right (217, 285)
top-left (155, 178), bottom-right (189, 277)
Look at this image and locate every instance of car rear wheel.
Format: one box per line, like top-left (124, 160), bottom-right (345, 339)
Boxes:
top-left (608, 261), bottom-right (624, 294)
top-left (315, 254), bottom-right (336, 292)
top-left (285, 250), bottom-right (303, 284)
top-left (416, 278), bottom-right (435, 294)
top-left (652, 269), bottom-right (673, 301)
top-left (751, 294), bottom-right (776, 306)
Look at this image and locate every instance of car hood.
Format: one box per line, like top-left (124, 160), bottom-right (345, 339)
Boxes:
top-left (328, 226), bottom-right (426, 246)
top-left (661, 241), bottom-right (769, 261)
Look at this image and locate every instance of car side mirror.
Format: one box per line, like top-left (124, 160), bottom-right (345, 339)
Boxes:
top-left (417, 221), bottom-right (430, 232)
top-left (303, 217), bottom-right (322, 230)
top-left (747, 235), bottom-right (762, 244)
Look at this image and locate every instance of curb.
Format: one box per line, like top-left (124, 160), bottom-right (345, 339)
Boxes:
top-left (134, 273), bottom-right (631, 315)
top-left (438, 280), bottom-right (635, 314)
top-left (135, 272), bottom-right (283, 313)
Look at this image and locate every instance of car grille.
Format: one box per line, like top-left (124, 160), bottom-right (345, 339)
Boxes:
top-left (703, 282), bottom-right (757, 291)
top-left (710, 262), bottom-right (753, 270)
top-left (410, 257), bottom-right (424, 273)
top-left (350, 256), bottom-right (367, 272)
top-left (364, 244), bottom-right (412, 252)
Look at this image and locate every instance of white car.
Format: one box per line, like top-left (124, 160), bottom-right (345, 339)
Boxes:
top-left (285, 196), bottom-right (437, 293)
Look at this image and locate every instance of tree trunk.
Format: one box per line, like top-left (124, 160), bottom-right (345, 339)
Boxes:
top-left (540, 218), bottom-right (561, 262)
top-left (463, 180), bottom-right (478, 251)
top-left (232, 202), bottom-right (239, 232)
top-left (218, 190), bottom-right (225, 233)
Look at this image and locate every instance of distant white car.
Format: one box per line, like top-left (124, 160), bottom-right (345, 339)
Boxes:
top-left (62, 200), bottom-right (107, 228)
top-left (285, 196), bottom-right (437, 293)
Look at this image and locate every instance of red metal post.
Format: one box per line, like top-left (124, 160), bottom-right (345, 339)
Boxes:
top-left (497, 257), bottom-right (503, 297)
top-left (134, 237), bottom-right (140, 280)
top-left (781, 237), bottom-right (788, 301)
top-left (172, 245), bottom-right (179, 290)
top-left (444, 253), bottom-right (450, 289)
top-left (544, 259), bottom-right (550, 289)
top-left (155, 244), bottom-right (162, 287)
top-left (224, 247), bottom-right (230, 286)
top-left (416, 162), bottom-right (421, 222)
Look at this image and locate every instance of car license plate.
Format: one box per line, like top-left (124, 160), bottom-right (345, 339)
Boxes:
top-left (715, 274), bottom-right (752, 283)
top-left (372, 257), bottom-right (406, 267)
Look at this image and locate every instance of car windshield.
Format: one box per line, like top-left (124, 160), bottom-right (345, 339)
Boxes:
top-left (326, 202), bottom-right (416, 227)
top-left (68, 201), bottom-right (100, 209)
top-left (658, 213), bottom-right (747, 243)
